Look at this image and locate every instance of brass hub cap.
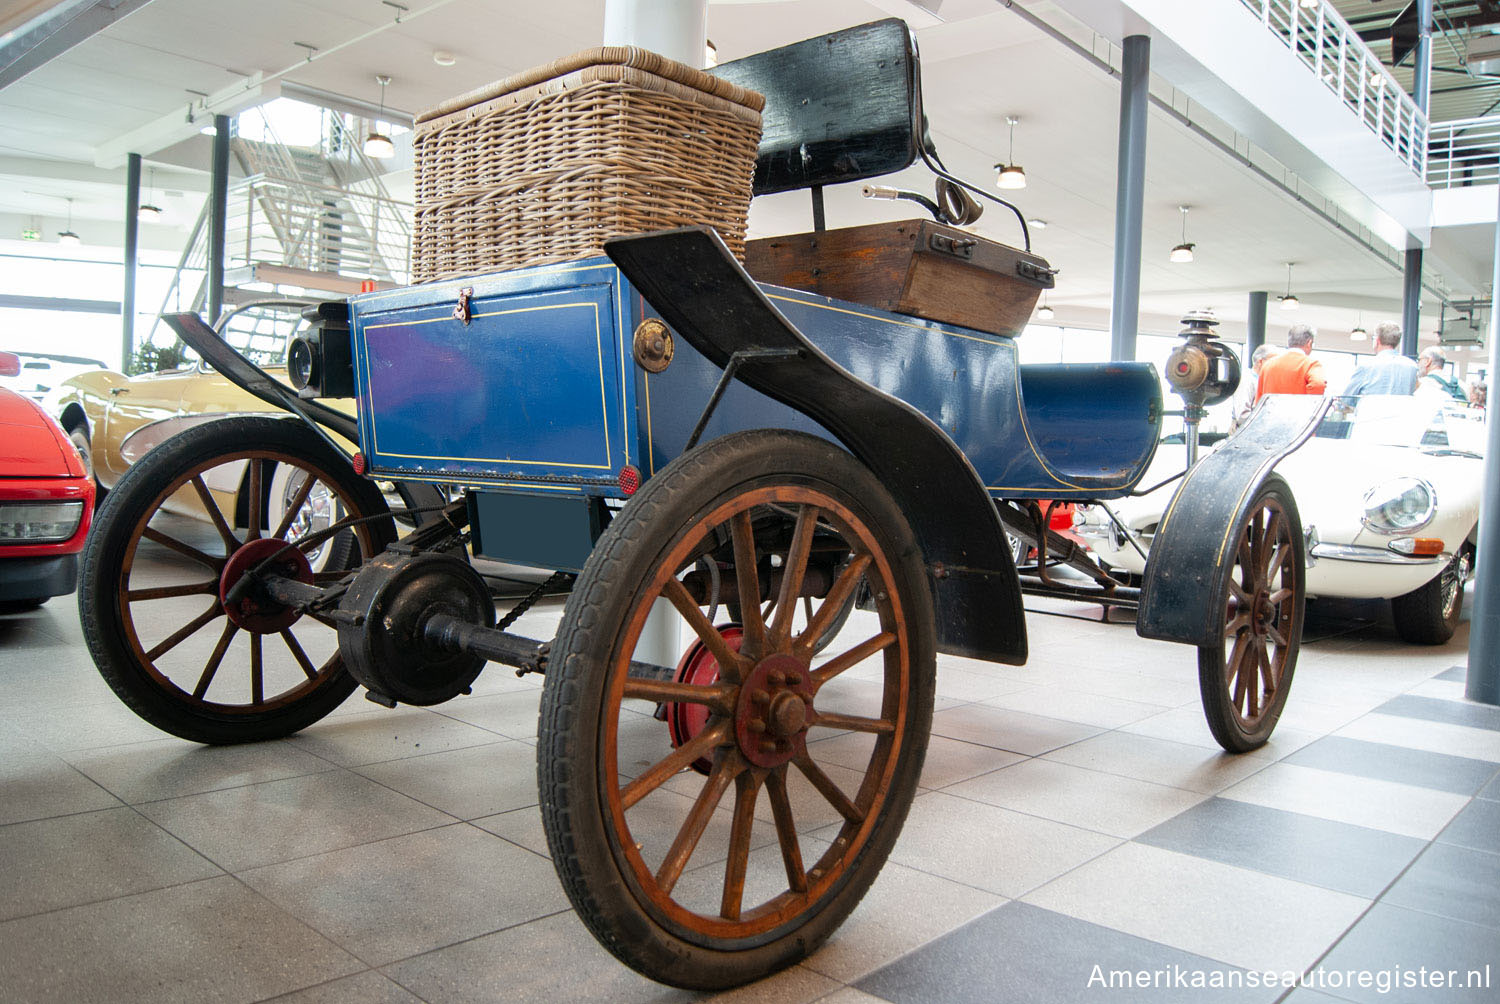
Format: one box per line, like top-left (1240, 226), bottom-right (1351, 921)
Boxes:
top-left (735, 653), bottom-right (814, 768)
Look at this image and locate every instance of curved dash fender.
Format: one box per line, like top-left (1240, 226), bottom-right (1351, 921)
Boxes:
top-left (606, 226), bottom-right (1026, 665)
top-left (1137, 395), bottom-right (1331, 647)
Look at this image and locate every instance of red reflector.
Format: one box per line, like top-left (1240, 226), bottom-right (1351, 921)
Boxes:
top-left (618, 465), bottom-right (641, 496)
top-left (359, 279), bottom-right (377, 293)
top-left (351, 452), bottom-right (366, 475)
top-left (1411, 538), bottom-right (1444, 556)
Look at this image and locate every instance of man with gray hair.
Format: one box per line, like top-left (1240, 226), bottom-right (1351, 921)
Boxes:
top-left (1341, 321), bottom-right (1417, 396)
top-left (1256, 323), bottom-right (1327, 398)
top-left (1233, 343), bottom-right (1280, 430)
top-left (1415, 346), bottom-right (1468, 402)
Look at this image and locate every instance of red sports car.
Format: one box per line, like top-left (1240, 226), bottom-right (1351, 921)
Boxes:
top-left (0, 357), bottom-right (95, 608)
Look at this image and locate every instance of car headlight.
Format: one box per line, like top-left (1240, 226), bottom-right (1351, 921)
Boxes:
top-left (1362, 478), bottom-right (1435, 534)
top-left (0, 501), bottom-right (84, 544)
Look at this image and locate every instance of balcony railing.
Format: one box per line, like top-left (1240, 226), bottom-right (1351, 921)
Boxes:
top-left (1428, 116), bottom-right (1500, 189)
top-left (1240, 0), bottom-right (1428, 178)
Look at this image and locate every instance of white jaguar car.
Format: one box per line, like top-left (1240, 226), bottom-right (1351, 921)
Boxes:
top-left (1075, 396), bottom-right (1482, 645)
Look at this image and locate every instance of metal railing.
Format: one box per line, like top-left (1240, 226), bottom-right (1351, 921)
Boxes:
top-left (1240, 0), bottom-right (1428, 178)
top-left (226, 173), bottom-right (412, 282)
top-left (1428, 116), bottom-right (1500, 188)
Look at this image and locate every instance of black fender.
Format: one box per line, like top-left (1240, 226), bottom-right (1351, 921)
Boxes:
top-left (605, 226), bottom-right (1026, 665)
top-left (1137, 394), bottom-right (1331, 647)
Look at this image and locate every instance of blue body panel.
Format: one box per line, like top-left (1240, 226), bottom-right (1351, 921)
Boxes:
top-left (348, 257), bottom-right (1161, 504)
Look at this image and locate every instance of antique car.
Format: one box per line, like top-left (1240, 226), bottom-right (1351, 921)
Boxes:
top-left (0, 386), bottom-right (94, 608)
top-left (74, 19), bottom-right (1327, 992)
top-left (0, 349), bottom-right (106, 412)
top-left (1076, 395), bottom-right (1481, 644)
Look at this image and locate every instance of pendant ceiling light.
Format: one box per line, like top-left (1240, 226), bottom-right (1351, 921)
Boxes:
top-left (138, 167), bottom-right (162, 221)
top-left (364, 74), bottom-right (395, 160)
top-left (995, 116), bottom-right (1026, 190)
top-left (1036, 293), bottom-right (1054, 320)
top-left (57, 197), bottom-right (81, 246)
top-left (1351, 311), bottom-right (1367, 340)
top-left (1279, 262), bottom-right (1300, 310)
top-left (1170, 205), bottom-right (1195, 263)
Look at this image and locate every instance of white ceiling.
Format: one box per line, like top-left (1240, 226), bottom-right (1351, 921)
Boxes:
top-left (0, 0), bottom-right (1492, 356)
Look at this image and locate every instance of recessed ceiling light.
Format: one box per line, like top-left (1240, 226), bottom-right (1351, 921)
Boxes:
top-left (433, 50), bottom-right (456, 66)
top-left (1026, 218), bottom-right (1047, 230)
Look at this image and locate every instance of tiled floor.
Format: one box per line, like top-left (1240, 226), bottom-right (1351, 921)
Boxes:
top-left (2, 581), bottom-right (1497, 1003)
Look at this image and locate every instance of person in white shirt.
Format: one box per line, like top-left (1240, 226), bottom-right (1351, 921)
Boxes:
top-left (1414, 347), bottom-right (1467, 403)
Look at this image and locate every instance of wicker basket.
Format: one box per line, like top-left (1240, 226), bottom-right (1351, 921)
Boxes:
top-left (411, 47), bottom-right (764, 282)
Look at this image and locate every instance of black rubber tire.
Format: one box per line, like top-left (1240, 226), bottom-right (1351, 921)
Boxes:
top-left (1391, 549), bottom-right (1468, 645)
top-left (1198, 475), bottom-right (1304, 753)
top-left (79, 416), bottom-right (394, 744)
top-left (66, 423), bottom-right (104, 500)
top-left (537, 429), bottom-right (936, 990)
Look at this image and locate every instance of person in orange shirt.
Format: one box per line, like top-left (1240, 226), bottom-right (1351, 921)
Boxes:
top-left (1256, 323), bottom-right (1327, 399)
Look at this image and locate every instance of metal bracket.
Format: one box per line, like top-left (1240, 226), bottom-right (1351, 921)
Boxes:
top-left (683, 347), bottom-right (805, 451)
top-left (453, 287), bottom-right (473, 325)
top-left (929, 232), bottom-right (976, 259)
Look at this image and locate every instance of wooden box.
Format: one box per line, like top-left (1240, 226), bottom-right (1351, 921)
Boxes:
top-left (745, 219), bottom-right (1055, 337)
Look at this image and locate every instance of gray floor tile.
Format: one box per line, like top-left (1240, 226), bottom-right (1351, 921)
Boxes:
top-left (929, 704), bottom-right (1102, 756)
top-left (0, 749), bottom-right (120, 825)
top-left (1218, 763), bottom-right (1468, 839)
top-left (383, 909), bottom-right (700, 1004)
top-left (1137, 797), bottom-right (1426, 898)
top-left (1376, 694), bottom-right (1500, 732)
top-left (1439, 797), bottom-right (1500, 854)
top-left (1337, 714), bottom-right (1500, 764)
top-left (1022, 843), bottom-right (1370, 974)
top-left (1282, 736), bottom-right (1500, 796)
top-left (239, 823), bottom-right (570, 966)
top-left (857, 901), bottom-right (1279, 1004)
top-left (945, 758), bottom-right (1206, 837)
top-left (1041, 730), bottom-right (1274, 795)
top-left (0, 875), bottom-right (361, 1003)
top-left (810, 731), bottom-right (1024, 792)
top-left (429, 689), bottom-right (545, 741)
top-left (1434, 665), bottom-right (1471, 683)
top-left (880, 790), bottom-right (1119, 897)
top-left (1481, 773), bottom-right (1500, 801)
top-left (1317, 904), bottom-right (1500, 1003)
top-left (65, 736), bottom-right (336, 803)
top-left (472, 804), bottom-right (550, 857)
top-left (354, 739), bottom-right (539, 819)
top-left (979, 683), bottom-right (1171, 729)
top-left (1383, 841), bottom-right (1500, 930)
top-left (263, 970), bottom-right (423, 1003)
top-left (0, 805), bottom-right (222, 920)
top-left (137, 770), bottom-right (453, 871)
top-left (289, 706), bottom-right (510, 766)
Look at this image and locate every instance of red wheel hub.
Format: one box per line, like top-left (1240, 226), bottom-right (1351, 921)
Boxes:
top-left (667, 625), bottom-right (742, 773)
top-left (219, 537), bottom-right (314, 633)
top-left (735, 653), bottom-right (814, 769)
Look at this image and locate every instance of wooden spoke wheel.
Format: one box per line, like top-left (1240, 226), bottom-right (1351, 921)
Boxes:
top-left (79, 416), bottom-right (395, 744)
top-left (538, 430), bottom-right (935, 990)
top-left (1198, 474), bottom-right (1304, 752)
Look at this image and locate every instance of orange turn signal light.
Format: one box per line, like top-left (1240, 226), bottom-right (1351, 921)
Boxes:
top-left (1409, 538), bottom-right (1444, 556)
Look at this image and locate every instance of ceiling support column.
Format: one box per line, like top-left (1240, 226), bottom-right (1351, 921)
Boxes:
top-left (207, 114), bottom-right (230, 328)
top-left (1246, 291), bottom-right (1267, 358)
top-left (603, 0), bottom-right (706, 64)
top-left (123, 152), bottom-right (140, 372)
top-left (1414, 0), bottom-right (1433, 114)
top-left (1110, 34), bottom-right (1149, 363)
top-left (1401, 248), bottom-right (1422, 357)
top-left (1465, 184), bottom-right (1500, 707)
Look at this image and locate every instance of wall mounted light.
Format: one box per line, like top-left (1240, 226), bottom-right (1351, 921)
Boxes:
top-left (994, 116), bottom-right (1026, 190)
top-left (364, 74), bottom-right (395, 159)
top-left (57, 197), bottom-right (81, 246)
top-left (1279, 262), bottom-right (1300, 310)
top-left (1170, 205), bottom-right (1195, 263)
top-left (138, 167), bottom-right (162, 221)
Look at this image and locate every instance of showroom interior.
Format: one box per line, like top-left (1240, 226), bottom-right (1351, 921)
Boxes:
top-left (2, 0), bottom-right (1499, 1001)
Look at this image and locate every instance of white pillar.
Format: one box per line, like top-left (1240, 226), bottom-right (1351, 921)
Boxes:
top-left (603, 0), bottom-right (707, 65)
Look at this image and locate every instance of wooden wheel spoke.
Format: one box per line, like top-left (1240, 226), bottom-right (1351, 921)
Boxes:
top-left (144, 601), bottom-right (224, 662)
top-left (766, 768), bottom-right (808, 893)
top-left (663, 578), bottom-right (748, 681)
top-left (812, 631), bottom-right (896, 689)
top-left (250, 634), bottom-right (264, 705)
top-left (1259, 510), bottom-right (1283, 576)
top-left (768, 505), bottom-right (820, 645)
top-left (621, 720), bottom-right (732, 811)
top-left (126, 579), bottom-right (219, 602)
top-left (246, 458), bottom-right (265, 539)
top-left (795, 553), bottom-right (872, 659)
top-left (1268, 587), bottom-right (1293, 606)
top-left (1225, 610), bottom-right (1251, 637)
top-left (192, 620), bottom-right (238, 699)
top-left (1226, 630), bottom-right (1250, 692)
top-left (1266, 624), bottom-right (1288, 648)
top-left (1228, 580), bottom-right (1252, 607)
top-left (793, 753), bottom-right (863, 823)
top-left (622, 678), bottom-right (735, 715)
top-left (272, 471), bottom-right (317, 541)
top-left (720, 771), bottom-right (763, 920)
top-left (811, 710), bottom-right (895, 734)
top-left (654, 754), bottom-right (742, 895)
top-left (190, 475), bottom-right (239, 550)
top-left (730, 512), bottom-right (767, 655)
top-left (280, 628), bottom-right (319, 679)
top-left (142, 527), bottom-right (225, 571)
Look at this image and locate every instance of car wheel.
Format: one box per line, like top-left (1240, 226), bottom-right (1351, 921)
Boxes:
top-left (265, 460), bottom-right (356, 574)
top-left (67, 424), bottom-right (104, 500)
top-left (1391, 549), bottom-right (1470, 645)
